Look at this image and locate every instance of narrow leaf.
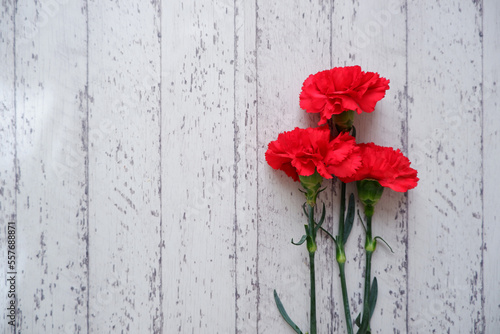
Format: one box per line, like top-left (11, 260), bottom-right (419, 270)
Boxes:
top-left (368, 277), bottom-right (378, 320)
top-left (314, 203), bottom-right (326, 234)
top-left (291, 235), bottom-right (307, 246)
top-left (343, 193), bottom-right (355, 243)
top-left (304, 224), bottom-right (309, 234)
top-left (355, 313), bottom-right (362, 327)
top-left (357, 210), bottom-right (366, 232)
top-left (302, 203), bottom-right (309, 217)
top-left (319, 226), bottom-right (336, 244)
top-left (374, 236), bottom-right (394, 253)
top-left (273, 290), bottom-right (304, 334)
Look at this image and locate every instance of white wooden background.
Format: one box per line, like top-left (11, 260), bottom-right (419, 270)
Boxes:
top-left (0, 0), bottom-right (499, 333)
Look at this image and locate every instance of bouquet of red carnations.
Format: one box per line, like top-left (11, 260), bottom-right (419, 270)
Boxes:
top-left (265, 66), bottom-right (419, 334)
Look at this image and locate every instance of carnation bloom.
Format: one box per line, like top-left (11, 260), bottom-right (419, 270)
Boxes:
top-left (339, 143), bottom-right (419, 192)
top-left (265, 126), bottom-right (361, 182)
top-left (299, 66), bottom-right (390, 125)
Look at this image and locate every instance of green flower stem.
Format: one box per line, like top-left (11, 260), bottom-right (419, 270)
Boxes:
top-left (309, 252), bottom-right (317, 334)
top-left (365, 214), bottom-right (373, 249)
top-left (360, 214), bottom-right (375, 333)
top-left (338, 182), bottom-right (346, 242)
top-left (336, 182), bottom-right (353, 334)
top-left (306, 204), bottom-right (317, 334)
top-left (338, 262), bottom-right (353, 334)
top-left (360, 252), bottom-right (372, 333)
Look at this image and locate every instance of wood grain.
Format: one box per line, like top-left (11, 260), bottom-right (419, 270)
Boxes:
top-left (14, 0), bottom-right (89, 332)
top-left (407, 1), bottom-right (483, 332)
top-left (483, 0), bottom-right (500, 331)
top-left (0, 1), bottom-right (498, 332)
top-left (256, 1), bottom-right (335, 332)
top-left (234, 0), bottom-right (259, 333)
top-left (161, 1), bottom-right (236, 332)
top-left (330, 1), bottom-right (409, 332)
top-left (0, 1), bottom-right (16, 333)
top-left (87, 0), bottom-right (162, 332)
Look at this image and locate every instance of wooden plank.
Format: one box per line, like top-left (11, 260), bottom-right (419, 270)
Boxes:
top-left (0, 1), bottom-right (16, 332)
top-left (14, 0), bottom-right (89, 332)
top-left (161, 1), bottom-right (236, 332)
top-left (407, 1), bottom-right (483, 332)
top-left (234, 0), bottom-right (259, 333)
top-left (256, 1), bottom-right (335, 332)
top-left (329, 1), bottom-right (409, 332)
top-left (4, 2), bottom-right (498, 333)
top-left (483, 0), bottom-right (500, 330)
top-left (87, 1), bottom-right (162, 332)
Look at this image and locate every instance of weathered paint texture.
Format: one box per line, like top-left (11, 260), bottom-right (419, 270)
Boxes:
top-left (0, 0), bottom-right (498, 333)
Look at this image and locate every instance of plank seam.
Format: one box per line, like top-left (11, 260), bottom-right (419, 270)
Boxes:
top-left (329, 1), bottom-right (335, 332)
top-left (233, 0), bottom-right (239, 333)
top-left (158, 0), bottom-right (164, 332)
top-left (13, 0), bottom-right (18, 331)
top-left (404, 1), bottom-right (410, 333)
top-left (329, 0), bottom-right (333, 69)
top-left (480, 0), bottom-right (485, 330)
top-left (85, 1), bottom-right (90, 333)
top-left (255, 1), bottom-right (261, 332)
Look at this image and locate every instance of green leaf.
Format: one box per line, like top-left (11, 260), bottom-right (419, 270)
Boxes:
top-left (314, 203), bottom-right (326, 234)
top-left (319, 226), bottom-right (336, 244)
top-left (357, 209), bottom-right (366, 232)
top-left (374, 236), bottom-right (394, 253)
top-left (291, 235), bottom-right (307, 246)
top-left (302, 203), bottom-right (309, 217)
top-left (351, 125), bottom-right (357, 138)
top-left (273, 290), bottom-right (304, 334)
top-left (343, 193), bottom-right (355, 243)
top-left (355, 313), bottom-right (362, 327)
top-left (368, 277), bottom-right (378, 320)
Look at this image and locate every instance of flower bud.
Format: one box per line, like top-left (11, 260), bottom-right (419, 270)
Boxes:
top-left (332, 110), bottom-right (355, 132)
top-left (299, 171), bottom-right (323, 207)
top-left (356, 179), bottom-right (384, 217)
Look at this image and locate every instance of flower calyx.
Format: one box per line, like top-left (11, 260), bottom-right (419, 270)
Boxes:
top-left (356, 179), bottom-right (384, 217)
top-left (332, 110), bottom-right (355, 133)
top-left (299, 171), bottom-right (324, 207)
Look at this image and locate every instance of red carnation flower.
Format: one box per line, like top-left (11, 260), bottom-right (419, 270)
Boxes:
top-left (265, 126), bottom-right (361, 181)
top-left (339, 143), bottom-right (419, 192)
top-left (299, 66), bottom-right (390, 125)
